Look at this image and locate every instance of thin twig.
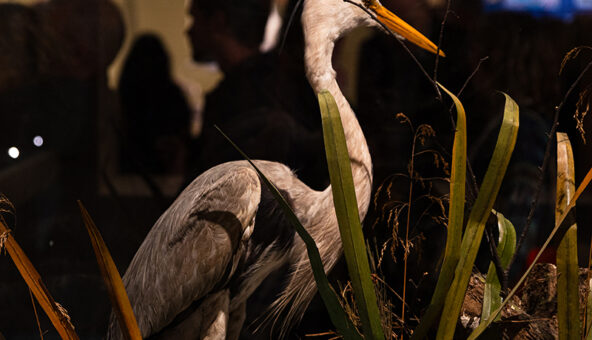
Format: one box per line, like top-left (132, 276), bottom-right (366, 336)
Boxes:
top-left (373, 274), bottom-right (417, 317)
top-left (278, 0), bottom-right (304, 54)
top-left (343, 0), bottom-right (441, 100)
top-left (451, 56), bottom-right (490, 204)
top-left (29, 288), bottom-right (44, 340)
top-left (433, 0), bottom-right (451, 85)
top-left (455, 57), bottom-right (490, 106)
top-left (484, 217), bottom-right (507, 295)
top-left (506, 58), bottom-right (592, 287)
top-left (401, 126), bottom-right (421, 329)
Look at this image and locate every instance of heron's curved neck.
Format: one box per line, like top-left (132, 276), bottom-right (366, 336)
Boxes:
top-left (302, 15), bottom-right (373, 220)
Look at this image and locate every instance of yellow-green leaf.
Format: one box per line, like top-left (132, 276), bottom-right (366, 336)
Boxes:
top-left (438, 93), bottom-right (519, 340)
top-left (470, 148), bottom-right (592, 340)
top-left (318, 90), bottom-right (385, 340)
top-left (78, 201), bottom-right (141, 340)
top-left (481, 211), bottom-right (516, 322)
top-left (555, 133), bottom-right (580, 340)
top-left (411, 83), bottom-right (466, 340)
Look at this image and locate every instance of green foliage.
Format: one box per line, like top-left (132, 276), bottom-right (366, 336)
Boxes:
top-left (411, 83), bottom-right (466, 340)
top-left (557, 224), bottom-right (580, 340)
top-left (437, 93), bottom-right (519, 340)
top-left (481, 211), bottom-right (516, 322)
top-left (318, 90), bottom-right (385, 340)
top-left (470, 132), bottom-right (592, 340)
top-left (555, 133), bottom-right (580, 340)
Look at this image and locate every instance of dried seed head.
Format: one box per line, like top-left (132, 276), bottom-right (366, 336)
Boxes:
top-left (574, 86), bottom-right (591, 144)
top-left (55, 302), bottom-right (75, 331)
top-left (560, 46), bottom-right (592, 75)
top-left (0, 230), bottom-right (9, 253)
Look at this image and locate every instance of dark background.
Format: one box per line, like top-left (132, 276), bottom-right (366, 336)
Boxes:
top-left (1, 0), bottom-right (592, 338)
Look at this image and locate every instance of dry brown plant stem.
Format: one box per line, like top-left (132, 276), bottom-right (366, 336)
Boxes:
top-left (400, 123), bottom-right (420, 335)
top-left (0, 219), bottom-right (78, 339)
top-left (29, 289), bottom-right (44, 340)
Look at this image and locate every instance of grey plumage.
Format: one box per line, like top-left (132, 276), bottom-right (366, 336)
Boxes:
top-left (107, 0), bottom-right (442, 337)
top-left (108, 155), bottom-right (365, 339)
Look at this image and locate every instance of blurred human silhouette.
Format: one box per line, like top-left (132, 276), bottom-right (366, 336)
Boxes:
top-left (182, 1), bottom-right (329, 337)
top-left (118, 33), bottom-right (192, 175)
top-left (186, 0), bottom-right (327, 190)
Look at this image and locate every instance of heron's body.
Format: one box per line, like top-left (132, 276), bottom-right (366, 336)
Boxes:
top-left (116, 160), bottom-right (330, 338)
top-left (107, 0), bottom-right (441, 338)
top-left (110, 155), bottom-right (369, 339)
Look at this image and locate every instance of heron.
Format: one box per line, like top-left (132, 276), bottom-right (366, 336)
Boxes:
top-left (107, 0), bottom-right (442, 338)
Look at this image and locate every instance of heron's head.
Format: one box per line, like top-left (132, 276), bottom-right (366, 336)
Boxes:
top-left (302, 0), bottom-right (444, 59)
top-left (361, 0), bottom-right (445, 56)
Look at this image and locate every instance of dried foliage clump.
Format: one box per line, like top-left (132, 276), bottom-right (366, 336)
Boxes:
top-left (574, 85), bottom-right (591, 143)
top-left (0, 194), bottom-right (15, 252)
top-left (560, 46), bottom-right (592, 143)
top-left (559, 46), bottom-right (592, 74)
top-left (374, 114), bottom-right (450, 263)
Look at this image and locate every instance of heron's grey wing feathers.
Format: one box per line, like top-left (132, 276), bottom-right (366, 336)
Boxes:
top-left (108, 162), bottom-right (261, 339)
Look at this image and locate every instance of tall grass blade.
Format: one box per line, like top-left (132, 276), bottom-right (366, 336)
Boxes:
top-left (216, 126), bottom-right (362, 339)
top-left (555, 133), bottom-right (580, 340)
top-left (318, 90), bottom-right (385, 340)
top-left (411, 83), bottom-right (466, 340)
top-left (0, 217), bottom-right (79, 339)
top-left (470, 158), bottom-right (592, 340)
top-left (481, 211), bottom-right (516, 322)
top-left (77, 201), bottom-right (142, 340)
top-left (437, 93), bottom-right (519, 339)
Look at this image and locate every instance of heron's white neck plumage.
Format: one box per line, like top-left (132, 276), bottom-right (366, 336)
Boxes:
top-left (271, 0), bottom-right (374, 334)
top-left (302, 0), bottom-right (373, 219)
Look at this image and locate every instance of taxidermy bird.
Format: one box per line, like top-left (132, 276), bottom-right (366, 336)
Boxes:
top-left (107, 0), bottom-right (442, 338)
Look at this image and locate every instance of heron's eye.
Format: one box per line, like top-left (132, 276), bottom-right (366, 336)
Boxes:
top-left (362, 0), bottom-right (376, 9)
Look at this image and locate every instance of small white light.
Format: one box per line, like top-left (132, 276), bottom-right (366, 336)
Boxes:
top-left (49, 240), bottom-right (54, 247)
top-left (8, 147), bottom-right (20, 159)
top-left (33, 135), bottom-right (44, 147)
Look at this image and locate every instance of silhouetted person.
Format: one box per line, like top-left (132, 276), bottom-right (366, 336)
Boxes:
top-left (118, 33), bottom-right (192, 174)
top-left (186, 0), bottom-right (327, 190)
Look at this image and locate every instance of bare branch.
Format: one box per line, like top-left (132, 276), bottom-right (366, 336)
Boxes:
top-left (343, 0), bottom-right (442, 100)
top-left (507, 57), bottom-right (592, 285)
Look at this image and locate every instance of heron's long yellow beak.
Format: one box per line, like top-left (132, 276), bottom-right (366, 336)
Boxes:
top-left (367, 1), bottom-right (445, 57)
